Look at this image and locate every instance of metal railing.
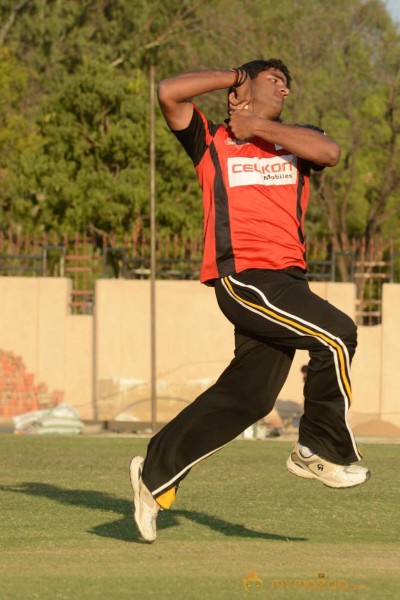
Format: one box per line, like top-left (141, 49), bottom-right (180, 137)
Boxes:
top-left (0, 238), bottom-right (399, 323)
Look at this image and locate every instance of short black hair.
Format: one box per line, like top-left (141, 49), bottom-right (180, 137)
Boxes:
top-left (240, 59), bottom-right (291, 89)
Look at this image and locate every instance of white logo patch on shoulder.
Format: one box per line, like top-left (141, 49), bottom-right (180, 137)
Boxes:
top-left (225, 137), bottom-right (250, 146)
top-left (227, 155), bottom-right (298, 187)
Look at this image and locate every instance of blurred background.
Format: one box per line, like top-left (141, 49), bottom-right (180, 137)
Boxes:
top-left (0, 0), bottom-right (399, 436)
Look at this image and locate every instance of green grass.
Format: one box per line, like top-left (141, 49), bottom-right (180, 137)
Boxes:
top-left (0, 436), bottom-right (399, 599)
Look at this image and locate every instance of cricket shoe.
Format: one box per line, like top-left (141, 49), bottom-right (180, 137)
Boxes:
top-left (130, 456), bottom-right (160, 542)
top-left (286, 442), bottom-right (371, 488)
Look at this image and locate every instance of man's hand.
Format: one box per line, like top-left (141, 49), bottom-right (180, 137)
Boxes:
top-left (227, 110), bottom-right (263, 140)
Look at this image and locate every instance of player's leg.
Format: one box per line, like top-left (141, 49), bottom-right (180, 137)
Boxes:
top-left (142, 335), bottom-right (293, 501)
top-left (130, 333), bottom-right (293, 541)
top-left (219, 269), bottom-right (370, 487)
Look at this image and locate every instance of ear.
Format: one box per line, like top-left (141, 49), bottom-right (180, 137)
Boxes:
top-left (228, 90), bottom-right (237, 104)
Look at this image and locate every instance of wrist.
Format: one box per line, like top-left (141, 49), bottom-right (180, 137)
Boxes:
top-left (252, 115), bottom-right (272, 136)
top-left (229, 67), bottom-right (248, 88)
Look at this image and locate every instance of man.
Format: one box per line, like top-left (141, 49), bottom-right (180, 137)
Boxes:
top-left (130, 59), bottom-right (370, 543)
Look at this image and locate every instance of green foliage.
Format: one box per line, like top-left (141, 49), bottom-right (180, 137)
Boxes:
top-left (0, 0), bottom-right (399, 254)
top-left (5, 62), bottom-right (151, 234)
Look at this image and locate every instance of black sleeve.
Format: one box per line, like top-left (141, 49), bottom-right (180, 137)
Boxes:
top-left (171, 108), bottom-right (219, 167)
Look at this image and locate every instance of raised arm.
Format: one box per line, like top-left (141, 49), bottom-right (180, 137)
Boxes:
top-left (227, 111), bottom-right (340, 167)
top-left (157, 69), bottom-right (251, 131)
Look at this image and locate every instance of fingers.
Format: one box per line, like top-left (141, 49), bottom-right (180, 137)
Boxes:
top-left (228, 99), bottom-right (251, 115)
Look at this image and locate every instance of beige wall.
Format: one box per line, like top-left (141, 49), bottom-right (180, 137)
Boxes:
top-left (381, 285), bottom-right (400, 428)
top-left (0, 277), bottom-right (399, 435)
top-left (65, 314), bottom-right (93, 418)
top-left (95, 280), bottom-right (233, 423)
top-left (0, 277), bottom-right (70, 392)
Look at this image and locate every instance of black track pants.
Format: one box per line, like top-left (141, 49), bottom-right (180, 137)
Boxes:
top-left (142, 268), bottom-right (361, 498)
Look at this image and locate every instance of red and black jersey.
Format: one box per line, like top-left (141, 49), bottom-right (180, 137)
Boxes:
top-left (173, 104), bottom-right (322, 285)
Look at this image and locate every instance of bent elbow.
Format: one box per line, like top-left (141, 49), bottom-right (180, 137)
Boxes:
top-left (326, 143), bottom-right (341, 167)
top-left (157, 79), bottom-right (170, 106)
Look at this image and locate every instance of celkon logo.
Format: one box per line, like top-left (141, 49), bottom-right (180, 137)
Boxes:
top-left (227, 155), bottom-right (297, 187)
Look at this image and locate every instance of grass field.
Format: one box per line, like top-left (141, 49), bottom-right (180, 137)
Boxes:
top-left (0, 435), bottom-right (399, 599)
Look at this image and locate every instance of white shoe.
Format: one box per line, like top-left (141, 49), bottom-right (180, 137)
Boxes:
top-left (286, 442), bottom-right (371, 489)
top-left (130, 456), bottom-right (159, 542)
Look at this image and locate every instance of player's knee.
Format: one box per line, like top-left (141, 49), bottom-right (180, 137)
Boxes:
top-left (340, 317), bottom-right (358, 354)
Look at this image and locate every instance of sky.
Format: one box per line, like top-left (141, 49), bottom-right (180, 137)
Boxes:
top-left (386, 0), bottom-right (400, 22)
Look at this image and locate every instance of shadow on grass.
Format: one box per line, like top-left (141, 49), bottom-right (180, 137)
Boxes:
top-left (0, 482), bottom-right (307, 543)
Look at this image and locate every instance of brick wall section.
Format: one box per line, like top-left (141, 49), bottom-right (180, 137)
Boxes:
top-left (0, 349), bottom-right (64, 417)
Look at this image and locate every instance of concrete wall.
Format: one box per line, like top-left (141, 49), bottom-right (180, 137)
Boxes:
top-left (0, 277), bottom-right (93, 417)
top-left (0, 277), bottom-right (399, 436)
top-left (95, 280), bottom-right (234, 423)
top-left (381, 285), bottom-right (400, 429)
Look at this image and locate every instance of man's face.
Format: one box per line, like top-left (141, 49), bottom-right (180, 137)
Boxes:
top-left (250, 68), bottom-right (290, 119)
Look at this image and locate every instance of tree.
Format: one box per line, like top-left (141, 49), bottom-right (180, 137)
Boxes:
top-left (0, 0), bottom-right (399, 270)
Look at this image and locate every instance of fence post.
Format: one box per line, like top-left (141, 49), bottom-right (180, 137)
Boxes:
top-left (149, 64), bottom-right (157, 433)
